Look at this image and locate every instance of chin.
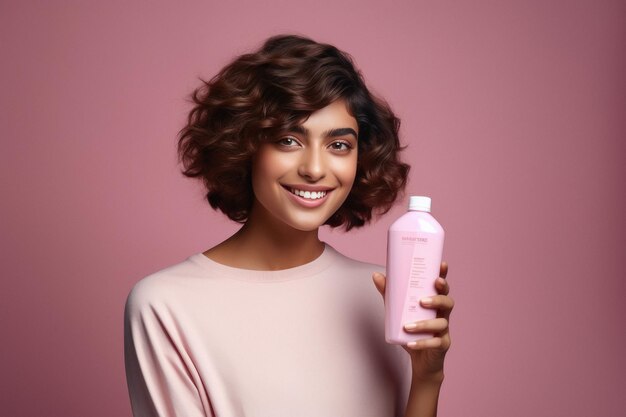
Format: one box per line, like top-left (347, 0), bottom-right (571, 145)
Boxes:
top-left (283, 213), bottom-right (332, 232)
top-left (285, 220), bottom-right (326, 232)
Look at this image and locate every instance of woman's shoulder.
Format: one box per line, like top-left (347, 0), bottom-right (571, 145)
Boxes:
top-left (124, 254), bottom-right (204, 313)
top-left (323, 245), bottom-right (386, 305)
top-left (325, 244), bottom-right (385, 276)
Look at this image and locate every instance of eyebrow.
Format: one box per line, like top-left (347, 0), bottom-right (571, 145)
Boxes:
top-left (289, 126), bottom-right (358, 140)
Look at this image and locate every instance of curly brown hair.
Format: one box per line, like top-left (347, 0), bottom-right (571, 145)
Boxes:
top-left (177, 34), bottom-right (410, 230)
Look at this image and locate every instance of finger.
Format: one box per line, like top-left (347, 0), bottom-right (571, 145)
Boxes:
top-left (372, 272), bottom-right (386, 297)
top-left (406, 337), bottom-right (445, 350)
top-left (435, 277), bottom-right (450, 295)
top-left (403, 318), bottom-right (448, 333)
top-left (439, 261), bottom-right (448, 279)
top-left (420, 295), bottom-right (454, 319)
top-left (407, 333), bottom-right (452, 351)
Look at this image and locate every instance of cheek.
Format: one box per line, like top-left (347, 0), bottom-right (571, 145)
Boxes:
top-left (252, 148), bottom-right (277, 180)
top-left (251, 147), bottom-right (292, 194)
top-left (336, 154), bottom-right (358, 187)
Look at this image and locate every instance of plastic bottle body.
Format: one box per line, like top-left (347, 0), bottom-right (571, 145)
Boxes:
top-left (385, 209), bottom-right (445, 344)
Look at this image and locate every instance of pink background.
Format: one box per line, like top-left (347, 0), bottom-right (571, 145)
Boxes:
top-left (1, 1), bottom-right (624, 416)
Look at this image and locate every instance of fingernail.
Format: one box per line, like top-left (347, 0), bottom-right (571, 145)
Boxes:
top-left (407, 341), bottom-right (419, 348)
top-left (421, 297), bottom-right (433, 305)
top-left (404, 322), bottom-right (420, 330)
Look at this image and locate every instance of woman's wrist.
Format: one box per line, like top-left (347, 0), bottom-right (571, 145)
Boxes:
top-left (411, 369), bottom-right (445, 385)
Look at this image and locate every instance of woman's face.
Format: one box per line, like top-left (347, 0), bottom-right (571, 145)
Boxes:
top-left (250, 99), bottom-right (359, 232)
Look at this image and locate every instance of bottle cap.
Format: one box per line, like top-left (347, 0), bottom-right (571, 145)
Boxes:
top-left (408, 196), bottom-right (431, 212)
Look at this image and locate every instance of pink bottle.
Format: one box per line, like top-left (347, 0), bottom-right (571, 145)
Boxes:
top-left (385, 196), bottom-right (445, 344)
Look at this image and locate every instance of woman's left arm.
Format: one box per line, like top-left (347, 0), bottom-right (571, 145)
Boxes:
top-left (373, 262), bottom-right (454, 417)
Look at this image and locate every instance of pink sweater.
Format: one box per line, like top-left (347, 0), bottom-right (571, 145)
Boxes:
top-left (124, 243), bottom-right (411, 417)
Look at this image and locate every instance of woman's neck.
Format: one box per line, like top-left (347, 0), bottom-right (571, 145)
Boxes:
top-left (203, 210), bottom-right (325, 271)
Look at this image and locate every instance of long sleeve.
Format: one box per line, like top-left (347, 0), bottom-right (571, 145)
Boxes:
top-left (124, 284), bottom-right (210, 417)
top-left (123, 247), bottom-right (411, 417)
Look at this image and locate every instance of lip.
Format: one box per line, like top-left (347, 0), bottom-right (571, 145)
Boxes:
top-left (282, 184), bottom-right (335, 192)
top-left (281, 184), bottom-right (334, 208)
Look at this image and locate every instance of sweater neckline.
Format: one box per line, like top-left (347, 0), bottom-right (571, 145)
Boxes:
top-left (188, 243), bottom-right (336, 282)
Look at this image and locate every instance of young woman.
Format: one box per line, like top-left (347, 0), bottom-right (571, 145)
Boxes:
top-left (124, 34), bottom-right (454, 417)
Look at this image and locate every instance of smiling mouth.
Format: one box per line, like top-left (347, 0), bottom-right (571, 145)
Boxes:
top-left (286, 187), bottom-right (328, 200)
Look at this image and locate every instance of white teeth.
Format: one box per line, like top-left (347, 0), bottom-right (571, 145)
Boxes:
top-left (290, 188), bottom-right (327, 200)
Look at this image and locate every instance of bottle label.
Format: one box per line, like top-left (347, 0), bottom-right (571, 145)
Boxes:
top-left (388, 231), bottom-right (444, 328)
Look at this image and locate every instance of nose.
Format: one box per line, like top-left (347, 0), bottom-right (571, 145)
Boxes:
top-left (297, 147), bottom-right (326, 182)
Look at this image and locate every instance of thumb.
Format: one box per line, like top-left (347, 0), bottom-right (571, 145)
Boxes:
top-left (372, 272), bottom-right (386, 298)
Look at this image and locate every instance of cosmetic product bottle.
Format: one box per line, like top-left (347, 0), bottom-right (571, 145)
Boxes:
top-left (385, 196), bottom-right (445, 344)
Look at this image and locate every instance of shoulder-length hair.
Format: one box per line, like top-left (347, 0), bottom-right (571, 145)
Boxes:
top-left (177, 34), bottom-right (410, 230)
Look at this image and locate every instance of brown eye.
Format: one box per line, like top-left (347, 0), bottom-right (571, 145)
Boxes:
top-left (329, 141), bottom-right (351, 151)
top-left (277, 137), bottom-right (300, 147)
